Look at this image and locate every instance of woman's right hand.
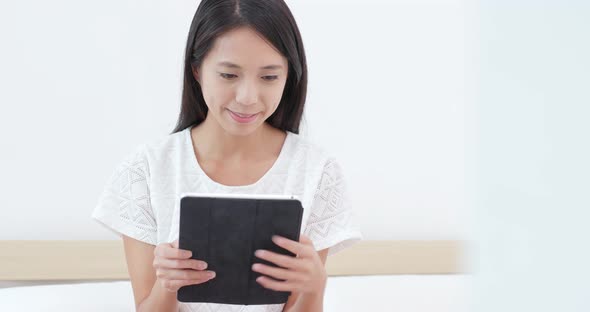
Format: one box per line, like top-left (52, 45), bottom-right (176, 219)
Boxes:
top-left (153, 239), bottom-right (216, 293)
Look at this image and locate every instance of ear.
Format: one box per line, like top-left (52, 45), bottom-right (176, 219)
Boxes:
top-left (191, 65), bottom-right (200, 84)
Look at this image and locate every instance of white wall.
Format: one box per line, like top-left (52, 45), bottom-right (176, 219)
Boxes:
top-left (469, 1), bottom-right (590, 311)
top-left (0, 0), bottom-right (468, 241)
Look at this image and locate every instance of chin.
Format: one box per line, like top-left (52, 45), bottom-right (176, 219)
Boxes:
top-left (219, 121), bottom-right (266, 137)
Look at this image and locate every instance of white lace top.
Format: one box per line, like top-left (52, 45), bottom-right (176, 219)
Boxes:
top-left (92, 125), bottom-right (363, 312)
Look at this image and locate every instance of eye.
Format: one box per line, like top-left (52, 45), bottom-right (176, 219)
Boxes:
top-left (220, 73), bottom-right (237, 80)
top-left (262, 75), bottom-right (279, 81)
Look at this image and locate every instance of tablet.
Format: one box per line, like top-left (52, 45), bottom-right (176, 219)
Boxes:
top-left (177, 193), bottom-right (304, 305)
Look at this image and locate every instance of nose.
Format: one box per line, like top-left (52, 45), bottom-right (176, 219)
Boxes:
top-left (235, 79), bottom-right (259, 106)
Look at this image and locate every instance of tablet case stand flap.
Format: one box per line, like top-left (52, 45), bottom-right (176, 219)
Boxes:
top-left (177, 196), bottom-right (303, 305)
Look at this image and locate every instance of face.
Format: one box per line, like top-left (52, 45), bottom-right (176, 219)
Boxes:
top-left (193, 26), bottom-right (289, 136)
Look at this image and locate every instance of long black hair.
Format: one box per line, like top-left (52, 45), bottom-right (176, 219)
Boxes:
top-left (171, 0), bottom-right (307, 134)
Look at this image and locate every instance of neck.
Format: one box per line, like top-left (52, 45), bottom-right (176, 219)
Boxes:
top-left (192, 115), bottom-right (278, 161)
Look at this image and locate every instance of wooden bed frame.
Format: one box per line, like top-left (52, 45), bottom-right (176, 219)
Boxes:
top-left (0, 240), bottom-right (468, 281)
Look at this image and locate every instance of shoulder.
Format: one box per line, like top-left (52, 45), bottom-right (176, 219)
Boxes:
top-left (142, 128), bottom-right (188, 157)
top-left (114, 128), bottom-right (189, 175)
top-left (286, 131), bottom-right (340, 172)
top-left (287, 131), bottom-right (328, 158)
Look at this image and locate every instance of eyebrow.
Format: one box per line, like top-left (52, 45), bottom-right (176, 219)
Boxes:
top-left (217, 61), bottom-right (283, 70)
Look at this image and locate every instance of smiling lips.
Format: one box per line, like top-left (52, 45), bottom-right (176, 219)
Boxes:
top-left (228, 109), bottom-right (259, 123)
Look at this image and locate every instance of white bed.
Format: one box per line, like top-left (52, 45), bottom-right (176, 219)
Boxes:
top-left (0, 240), bottom-right (469, 311)
top-left (0, 275), bottom-right (471, 312)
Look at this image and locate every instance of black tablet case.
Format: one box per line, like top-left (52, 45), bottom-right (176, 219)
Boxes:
top-left (177, 195), bottom-right (304, 305)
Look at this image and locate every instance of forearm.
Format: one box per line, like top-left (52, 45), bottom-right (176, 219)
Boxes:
top-left (137, 279), bottom-right (179, 312)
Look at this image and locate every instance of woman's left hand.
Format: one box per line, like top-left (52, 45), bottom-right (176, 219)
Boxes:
top-left (252, 234), bottom-right (327, 295)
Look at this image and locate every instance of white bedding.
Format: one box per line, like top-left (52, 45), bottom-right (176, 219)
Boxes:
top-left (0, 275), bottom-right (471, 311)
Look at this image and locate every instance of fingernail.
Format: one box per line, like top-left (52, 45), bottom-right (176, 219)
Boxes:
top-left (255, 250), bottom-right (264, 257)
top-left (208, 272), bottom-right (216, 278)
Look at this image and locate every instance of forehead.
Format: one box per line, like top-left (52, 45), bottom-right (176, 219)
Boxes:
top-left (205, 26), bottom-right (287, 69)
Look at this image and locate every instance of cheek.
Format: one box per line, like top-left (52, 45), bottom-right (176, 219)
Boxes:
top-left (260, 93), bottom-right (281, 115)
top-left (268, 85), bottom-right (286, 109)
top-left (202, 82), bottom-right (234, 110)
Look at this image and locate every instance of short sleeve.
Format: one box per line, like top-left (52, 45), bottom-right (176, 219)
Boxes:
top-left (303, 158), bottom-right (363, 256)
top-left (91, 145), bottom-right (158, 245)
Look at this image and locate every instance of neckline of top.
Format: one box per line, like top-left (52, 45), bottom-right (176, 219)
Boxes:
top-left (184, 125), bottom-right (292, 190)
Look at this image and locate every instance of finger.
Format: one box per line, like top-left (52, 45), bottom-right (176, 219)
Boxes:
top-left (299, 235), bottom-right (315, 248)
top-left (272, 235), bottom-right (311, 257)
top-left (256, 276), bottom-right (297, 292)
top-left (155, 258), bottom-right (208, 270)
top-left (255, 249), bottom-right (300, 269)
top-left (156, 245), bottom-right (192, 259)
top-left (252, 263), bottom-right (302, 282)
top-left (163, 278), bottom-right (211, 292)
top-left (172, 239), bottom-right (179, 249)
top-left (157, 268), bottom-right (216, 281)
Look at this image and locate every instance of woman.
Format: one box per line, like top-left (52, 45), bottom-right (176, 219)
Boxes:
top-left (92, 0), bottom-right (362, 311)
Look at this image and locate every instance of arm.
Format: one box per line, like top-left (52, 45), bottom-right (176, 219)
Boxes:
top-left (280, 158), bottom-right (361, 311)
top-left (123, 235), bottom-right (178, 312)
top-left (282, 248), bottom-right (329, 312)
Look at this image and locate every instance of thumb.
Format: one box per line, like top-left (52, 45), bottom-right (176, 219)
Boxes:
top-left (171, 239), bottom-right (179, 249)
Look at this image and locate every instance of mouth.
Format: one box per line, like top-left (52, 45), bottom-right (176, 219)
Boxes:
top-left (229, 110), bottom-right (258, 118)
top-left (227, 109), bottom-right (260, 123)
